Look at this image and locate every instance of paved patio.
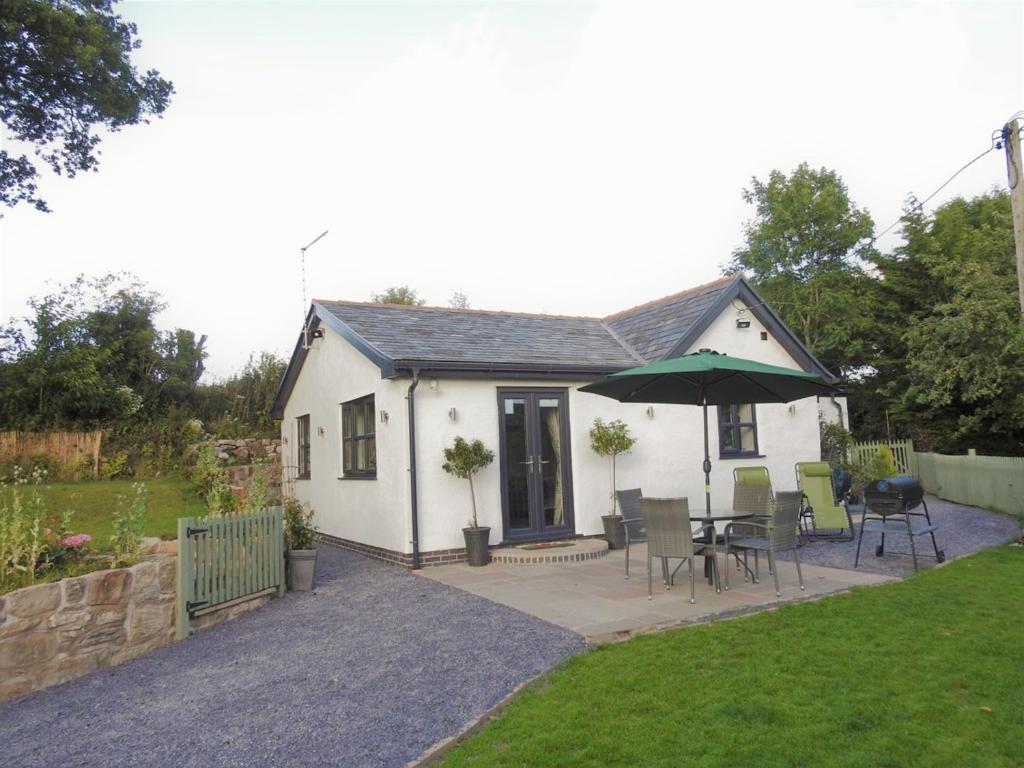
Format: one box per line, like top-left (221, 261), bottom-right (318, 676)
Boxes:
top-left (418, 544), bottom-right (892, 643)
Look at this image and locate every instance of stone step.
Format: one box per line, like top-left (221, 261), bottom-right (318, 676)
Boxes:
top-left (490, 538), bottom-right (609, 565)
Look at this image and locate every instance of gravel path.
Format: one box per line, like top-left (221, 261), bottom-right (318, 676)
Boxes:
top-left (776, 495), bottom-right (1021, 577)
top-left (0, 546), bottom-right (585, 768)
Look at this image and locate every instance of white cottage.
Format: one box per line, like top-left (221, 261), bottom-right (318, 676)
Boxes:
top-left (271, 275), bottom-right (845, 567)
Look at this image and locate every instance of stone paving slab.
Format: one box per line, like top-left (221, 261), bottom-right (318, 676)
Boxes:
top-left (419, 546), bottom-right (892, 643)
top-left (0, 547), bottom-right (584, 768)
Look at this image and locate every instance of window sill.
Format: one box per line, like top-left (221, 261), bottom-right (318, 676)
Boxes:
top-left (295, 474), bottom-right (311, 481)
top-left (337, 475), bottom-right (377, 481)
top-left (718, 454), bottom-right (766, 461)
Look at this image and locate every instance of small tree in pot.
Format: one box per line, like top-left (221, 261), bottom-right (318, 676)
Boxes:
top-left (590, 418), bottom-right (637, 549)
top-left (442, 436), bottom-right (495, 567)
top-left (284, 496), bottom-right (318, 590)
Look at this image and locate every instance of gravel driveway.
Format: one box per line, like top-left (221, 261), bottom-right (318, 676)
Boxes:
top-left (776, 495), bottom-right (1021, 577)
top-left (1, 546), bottom-right (584, 768)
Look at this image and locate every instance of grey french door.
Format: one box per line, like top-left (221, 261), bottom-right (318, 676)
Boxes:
top-left (497, 389), bottom-right (575, 542)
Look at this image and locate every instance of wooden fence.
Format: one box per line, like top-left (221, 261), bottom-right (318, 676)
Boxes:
top-left (176, 507), bottom-right (285, 639)
top-left (852, 439), bottom-right (1024, 516)
top-left (914, 451), bottom-right (1024, 517)
top-left (0, 430), bottom-right (103, 475)
top-left (850, 439), bottom-right (916, 476)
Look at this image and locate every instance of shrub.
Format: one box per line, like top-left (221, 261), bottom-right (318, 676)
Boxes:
top-left (110, 483), bottom-right (147, 566)
top-left (589, 419), bottom-right (637, 516)
top-left (851, 445), bottom-right (900, 496)
top-left (442, 437), bottom-right (495, 529)
top-left (283, 497), bottom-right (317, 550)
top-left (101, 451), bottom-right (131, 480)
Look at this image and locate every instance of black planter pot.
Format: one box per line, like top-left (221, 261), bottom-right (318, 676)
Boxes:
top-left (602, 515), bottom-right (626, 549)
top-left (463, 526), bottom-right (491, 567)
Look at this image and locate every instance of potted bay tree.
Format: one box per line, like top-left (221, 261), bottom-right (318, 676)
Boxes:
top-left (443, 436), bottom-right (495, 567)
top-left (284, 496), bottom-right (318, 590)
top-left (590, 418), bottom-right (637, 550)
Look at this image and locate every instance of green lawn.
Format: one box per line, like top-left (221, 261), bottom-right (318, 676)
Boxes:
top-left (2, 477), bottom-right (205, 545)
top-left (441, 547), bottom-right (1024, 768)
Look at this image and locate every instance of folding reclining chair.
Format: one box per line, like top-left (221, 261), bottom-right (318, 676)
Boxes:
top-left (795, 462), bottom-right (855, 541)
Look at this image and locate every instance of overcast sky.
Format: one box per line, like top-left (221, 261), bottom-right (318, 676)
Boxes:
top-left (1, 1), bottom-right (1021, 379)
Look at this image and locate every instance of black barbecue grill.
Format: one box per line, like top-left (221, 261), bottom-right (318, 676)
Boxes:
top-left (855, 476), bottom-right (945, 571)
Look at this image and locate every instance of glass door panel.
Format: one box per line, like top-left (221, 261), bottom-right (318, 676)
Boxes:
top-left (502, 397), bottom-right (531, 530)
top-left (537, 398), bottom-right (565, 528)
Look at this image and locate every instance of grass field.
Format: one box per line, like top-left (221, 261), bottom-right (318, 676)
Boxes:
top-left (440, 546), bottom-right (1024, 768)
top-left (1, 477), bottom-right (205, 545)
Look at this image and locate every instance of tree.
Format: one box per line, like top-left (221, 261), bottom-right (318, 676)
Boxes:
top-left (442, 437), bottom-right (495, 529)
top-left (589, 419), bottom-right (636, 516)
top-left (372, 286), bottom-right (425, 306)
top-left (871, 192), bottom-right (1022, 453)
top-left (0, 0), bottom-right (173, 214)
top-left (0, 274), bottom-right (205, 429)
top-left (728, 163), bottom-right (879, 377)
top-left (449, 291), bottom-right (470, 309)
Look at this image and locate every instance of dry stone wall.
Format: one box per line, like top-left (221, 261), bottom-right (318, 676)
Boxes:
top-left (0, 538), bottom-right (277, 703)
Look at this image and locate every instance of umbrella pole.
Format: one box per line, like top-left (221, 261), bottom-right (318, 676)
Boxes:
top-left (702, 396), bottom-right (712, 514)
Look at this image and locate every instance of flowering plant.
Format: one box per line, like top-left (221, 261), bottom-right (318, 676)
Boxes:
top-left (61, 533), bottom-right (92, 549)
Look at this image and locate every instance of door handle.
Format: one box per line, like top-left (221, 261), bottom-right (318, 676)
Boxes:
top-left (520, 458), bottom-right (534, 470)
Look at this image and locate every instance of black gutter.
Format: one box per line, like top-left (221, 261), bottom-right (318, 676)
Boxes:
top-left (407, 369), bottom-right (421, 569)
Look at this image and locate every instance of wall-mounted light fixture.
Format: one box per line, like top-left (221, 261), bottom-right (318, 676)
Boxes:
top-left (429, 379), bottom-right (439, 391)
top-left (311, 329), bottom-right (324, 339)
top-left (646, 406), bottom-right (655, 418)
top-left (736, 318), bottom-right (751, 329)
top-left (379, 410), bottom-right (389, 424)
top-left (787, 404), bottom-right (797, 415)
top-left (317, 426), bottom-right (326, 436)
top-left (448, 407), bottom-right (457, 421)
top-left (283, 436), bottom-right (289, 445)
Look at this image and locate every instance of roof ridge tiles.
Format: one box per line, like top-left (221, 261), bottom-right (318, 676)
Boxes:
top-left (601, 275), bottom-right (739, 320)
top-left (313, 299), bottom-right (603, 322)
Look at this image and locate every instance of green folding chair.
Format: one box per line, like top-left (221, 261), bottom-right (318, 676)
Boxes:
top-left (733, 466), bottom-right (774, 493)
top-left (795, 461), bottom-right (855, 541)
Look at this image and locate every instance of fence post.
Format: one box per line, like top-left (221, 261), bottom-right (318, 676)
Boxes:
top-left (176, 516), bottom-right (192, 641)
top-left (275, 506), bottom-right (286, 598)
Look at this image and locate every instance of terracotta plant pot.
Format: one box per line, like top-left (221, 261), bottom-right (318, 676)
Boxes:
top-left (462, 526), bottom-right (491, 567)
top-left (287, 548), bottom-right (318, 591)
top-left (602, 515), bottom-right (626, 549)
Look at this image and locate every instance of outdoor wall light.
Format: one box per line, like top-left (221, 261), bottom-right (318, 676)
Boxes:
top-left (317, 426), bottom-right (326, 436)
top-left (379, 410), bottom-right (389, 424)
top-left (429, 378), bottom-right (439, 391)
top-left (788, 404), bottom-right (797, 415)
top-left (736, 318), bottom-right (751, 329)
top-left (646, 406), bottom-right (655, 418)
top-left (448, 407), bottom-right (458, 421)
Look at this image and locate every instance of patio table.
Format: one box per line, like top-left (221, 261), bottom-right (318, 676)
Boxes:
top-left (692, 510), bottom-right (756, 587)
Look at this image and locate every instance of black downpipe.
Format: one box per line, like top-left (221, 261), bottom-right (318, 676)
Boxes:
top-left (407, 370), bottom-right (421, 569)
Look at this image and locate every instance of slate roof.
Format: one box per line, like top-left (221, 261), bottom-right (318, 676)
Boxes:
top-left (316, 301), bottom-right (640, 370)
top-left (604, 276), bottom-right (736, 361)
top-left (272, 275), bottom-right (836, 417)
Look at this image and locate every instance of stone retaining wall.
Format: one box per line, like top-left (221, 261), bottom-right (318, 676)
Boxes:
top-left (0, 540), bottom-right (177, 701)
top-left (0, 539), bottom-right (278, 703)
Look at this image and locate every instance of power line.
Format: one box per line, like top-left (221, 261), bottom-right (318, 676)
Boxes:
top-left (869, 138), bottom-right (1001, 245)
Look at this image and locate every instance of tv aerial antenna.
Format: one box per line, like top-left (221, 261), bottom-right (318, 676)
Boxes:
top-left (300, 229), bottom-right (328, 348)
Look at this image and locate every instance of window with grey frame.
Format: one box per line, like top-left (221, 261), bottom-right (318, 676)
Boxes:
top-left (718, 403), bottom-right (759, 457)
top-left (342, 395), bottom-right (376, 478)
top-left (296, 414), bottom-right (311, 479)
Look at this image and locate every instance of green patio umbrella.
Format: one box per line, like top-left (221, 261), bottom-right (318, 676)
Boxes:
top-left (579, 349), bottom-right (841, 513)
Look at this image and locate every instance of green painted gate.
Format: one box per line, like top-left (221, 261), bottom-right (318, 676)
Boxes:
top-left (176, 506), bottom-right (286, 639)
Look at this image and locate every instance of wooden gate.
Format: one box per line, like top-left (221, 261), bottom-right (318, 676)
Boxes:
top-left (176, 507), bottom-right (286, 639)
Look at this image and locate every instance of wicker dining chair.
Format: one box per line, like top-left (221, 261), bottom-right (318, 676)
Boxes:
top-left (641, 496), bottom-right (717, 603)
top-left (723, 490), bottom-right (805, 597)
top-left (723, 482), bottom-right (773, 583)
top-left (615, 488), bottom-right (646, 580)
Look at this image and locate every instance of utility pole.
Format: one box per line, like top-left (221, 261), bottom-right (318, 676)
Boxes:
top-left (1003, 119), bottom-right (1024, 313)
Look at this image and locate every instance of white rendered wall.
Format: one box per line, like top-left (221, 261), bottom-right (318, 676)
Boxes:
top-left (280, 326), bottom-right (410, 554)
